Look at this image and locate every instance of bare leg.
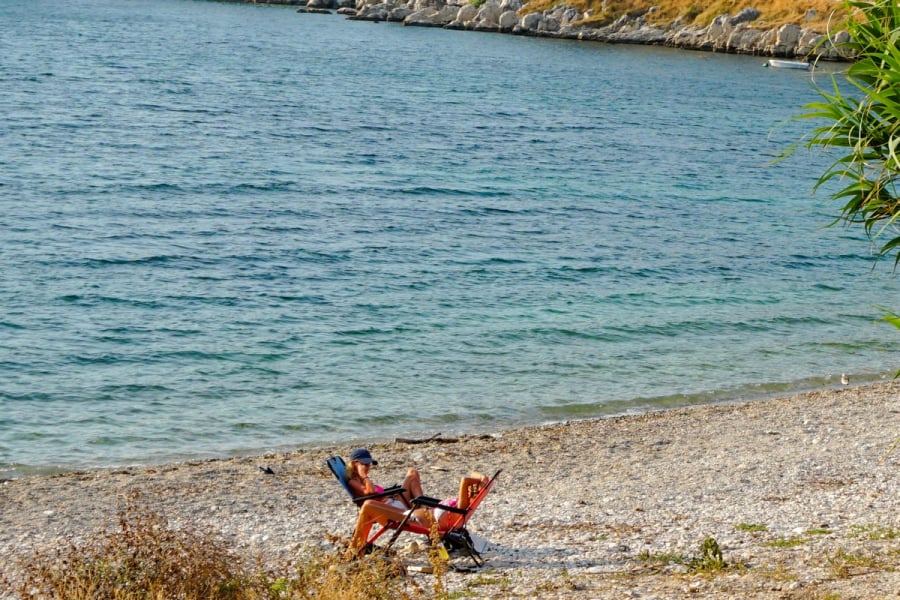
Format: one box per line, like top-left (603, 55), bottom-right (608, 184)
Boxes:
top-left (400, 468), bottom-right (424, 505)
top-left (349, 500), bottom-right (407, 554)
top-left (435, 472), bottom-right (489, 531)
top-left (458, 472), bottom-right (488, 509)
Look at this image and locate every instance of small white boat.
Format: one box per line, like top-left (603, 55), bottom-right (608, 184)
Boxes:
top-left (765, 59), bottom-right (811, 70)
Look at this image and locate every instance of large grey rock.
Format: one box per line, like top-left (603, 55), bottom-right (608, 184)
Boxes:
top-left (608, 25), bottom-right (665, 44)
top-left (771, 23), bottom-right (802, 56)
top-left (729, 8), bottom-right (759, 26)
top-left (706, 13), bottom-right (730, 45)
top-left (404, 4), bottom-right (457, 26)
top-left (796, 29), bottom-right (824, 57)
top-left (550, 5), bottom-right (582, 27)
top-left (498, 9), bottom-right (518, 32)
top-left (352, 1), bottom-right (393, 20)
top-left (726, 26), bottom-right (764, 54)
top-left (404, 7), bottom-right (438, 25)
top-left (519, 12), bottom-right (543, 32)
top-left (667, 26), bottom-right (705, 49)
top-left (411, 0), bottom-right (448, 10)
top-left (473, 0), bottom-right (503, 30)
top-left (388, 6), bottom-right (413, 21)
top-left (828, 30), bottom-right (854, 59)
top-left (537, 15), bottom-right (559, 33)
top-left (610, 13), bottom-right (631, 29)
top-left (435, 4), bottom-right (460, 24)
top-left (756, 27), bottom-right (777, 52)
top-left (455, 3), bottom-right (478, 24)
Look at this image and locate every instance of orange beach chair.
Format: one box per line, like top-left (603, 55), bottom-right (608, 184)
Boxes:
top-left (326, 455), bottom-right (500, 567)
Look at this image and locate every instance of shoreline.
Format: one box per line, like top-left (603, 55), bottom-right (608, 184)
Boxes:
top-left (251, 0), bottom-right (855, 62)
top-left (2, 381), bottom-right (898, 598)
top-left (3, 374), bottom-right (886, 480)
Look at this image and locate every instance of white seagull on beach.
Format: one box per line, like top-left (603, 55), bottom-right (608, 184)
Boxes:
top-left (841, 373), bottom-right (850, 385)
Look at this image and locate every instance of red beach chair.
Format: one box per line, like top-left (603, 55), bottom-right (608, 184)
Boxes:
top-left (326, 455), bottom-right (500, 567)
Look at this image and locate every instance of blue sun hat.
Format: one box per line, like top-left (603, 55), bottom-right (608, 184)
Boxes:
top-left (349, 448), bottom-right (378, 465)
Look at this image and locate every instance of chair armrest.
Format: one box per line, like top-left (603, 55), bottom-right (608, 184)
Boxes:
top-left (409, 495), bottom-right (440, 506)
top-left (410, 496), bottom-right (468, 515)
top-left (353, 485), bottom-right (406, 505)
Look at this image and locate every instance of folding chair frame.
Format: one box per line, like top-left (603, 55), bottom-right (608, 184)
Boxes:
top-left (327, 454), bottom-right (500, 568)
top-left (384, 483), bottom-right (498, 567)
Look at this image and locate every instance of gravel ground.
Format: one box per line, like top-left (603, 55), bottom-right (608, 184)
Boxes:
top-left (2, 382), bottom-right (898, 599)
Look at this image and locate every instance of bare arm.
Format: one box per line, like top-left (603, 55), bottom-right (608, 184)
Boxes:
top-left (347, 469), bottom-right (377, 497)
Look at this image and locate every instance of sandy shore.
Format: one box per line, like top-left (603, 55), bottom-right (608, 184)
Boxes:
top-left (2, 382), bottom-right (898, 599)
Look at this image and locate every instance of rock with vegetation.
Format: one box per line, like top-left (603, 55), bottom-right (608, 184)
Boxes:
top-left (332, 0), bottom-right (858, 60)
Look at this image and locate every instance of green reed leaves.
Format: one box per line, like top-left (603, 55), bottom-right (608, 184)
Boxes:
top-left (797, 0), bottom-right (900, 268)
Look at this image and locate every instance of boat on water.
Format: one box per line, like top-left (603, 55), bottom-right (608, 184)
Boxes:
top-left (765, 59), bottom-right (811, 70)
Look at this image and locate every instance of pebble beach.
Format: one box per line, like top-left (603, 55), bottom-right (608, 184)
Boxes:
top-left (2, 382), bottom-right (898, 599)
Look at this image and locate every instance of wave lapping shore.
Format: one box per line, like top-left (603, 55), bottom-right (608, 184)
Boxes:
top-left (2, 383), bottom-right (898, 598)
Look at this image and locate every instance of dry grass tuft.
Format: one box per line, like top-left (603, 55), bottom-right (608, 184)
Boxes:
top-left (14, 495), bottom-right (256, 599)
top-left (522, 0), bottom-right (849, 32)
top-left (8, 493), bottom-right (447, 600)
top-left (288, 539), bottom-right (433, 600)
top-left (826, 547), bottom-right (894, 579)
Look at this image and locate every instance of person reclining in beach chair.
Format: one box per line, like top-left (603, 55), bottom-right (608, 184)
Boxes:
top-left (343, 448), bottom-right (427, 511)
top-left (327, 448), bottom-right (499, 565)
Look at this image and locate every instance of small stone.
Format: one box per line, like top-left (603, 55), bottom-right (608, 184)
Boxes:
top-left (586, 564), bottom-right (620, 574)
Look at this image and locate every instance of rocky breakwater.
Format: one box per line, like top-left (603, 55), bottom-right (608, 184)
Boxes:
top-left (305, 0), bottom-right (854, 60)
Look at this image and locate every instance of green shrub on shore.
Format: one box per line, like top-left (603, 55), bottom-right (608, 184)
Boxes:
top-left (686, 537), bottom-right (728, 574)
top-left (635, 536), bottom-right (740, 575)
top-left (850, 523), bottom-right (900, 540)
top-left (767, 536), bottom-right (807, 548)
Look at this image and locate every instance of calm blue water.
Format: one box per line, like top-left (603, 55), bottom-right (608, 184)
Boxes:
top-left (1, 0), bottom-right (896, 477)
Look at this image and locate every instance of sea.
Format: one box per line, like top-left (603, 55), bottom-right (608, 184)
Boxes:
top-left (1, 0), bottom-right (897, 478)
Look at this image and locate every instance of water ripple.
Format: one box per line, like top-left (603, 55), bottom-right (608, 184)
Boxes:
top-left (0, 0), bottom-right (896, 475)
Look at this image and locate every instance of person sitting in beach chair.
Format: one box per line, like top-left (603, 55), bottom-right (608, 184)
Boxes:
top-left (344, 448), bottom-right (425, 510)
top-left (327, 449), bottom-right (498, 564)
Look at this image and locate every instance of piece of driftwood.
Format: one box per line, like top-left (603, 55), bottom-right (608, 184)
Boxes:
top-left (395, 433), bottom-right (459, 444)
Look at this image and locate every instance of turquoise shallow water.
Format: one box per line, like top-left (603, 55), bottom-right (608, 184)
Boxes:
top-left (1, 0), bottom-right (897, 476)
